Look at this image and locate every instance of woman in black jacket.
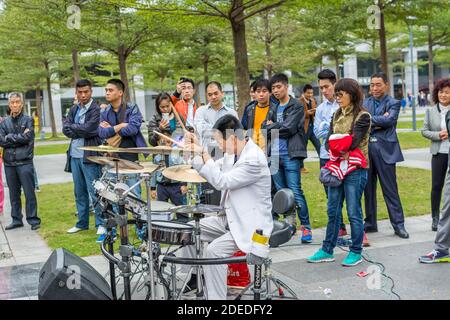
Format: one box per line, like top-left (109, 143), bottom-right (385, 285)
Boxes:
top-left (147, 92), bottom-right (185, 146)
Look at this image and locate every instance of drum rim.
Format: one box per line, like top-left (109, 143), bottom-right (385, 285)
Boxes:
top-left (152, 220), bottom-right (193, 229)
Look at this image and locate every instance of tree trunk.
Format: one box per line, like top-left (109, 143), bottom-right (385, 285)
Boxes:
top-left (44, 60), bottom-right (57, 138)
top-left (231, 3), bottom-right (250, 117)
top-left (118, 45), bottom-right (130, 101)
top-left (427, 24), bottom-right (434, 94)
top-left (203, 55), bottom-right (209, 102)
top-left (378, 0), bottom-right (389, 78)
top-left (35, 84), bottom-right (42, 133)
top-left (335, 54), bottom-right (340, 80)
top-left (263, 12), bottom-right (273, 78)
top-left (72, 49), bottom-right (80, 85)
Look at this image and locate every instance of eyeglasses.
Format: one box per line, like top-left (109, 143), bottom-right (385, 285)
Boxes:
top-left (335, 92), bottom-right (347, 98)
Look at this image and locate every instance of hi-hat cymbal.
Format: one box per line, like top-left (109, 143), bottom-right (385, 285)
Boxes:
top-left (170, 204), bottom-right (225, 218)
top-left (107, 162), bottom-right (159, 175)
top-left (87, 156), bottom-right (143, 170)
top-left (162, 165), bottom-right (206, 183)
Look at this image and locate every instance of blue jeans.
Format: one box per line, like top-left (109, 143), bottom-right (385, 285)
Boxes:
top-left (71, 158), bottom-right (102, 229)
top-left (322, 169), bottom-right (368, 255)
top-left (272, 154), bottom-right (310, 227)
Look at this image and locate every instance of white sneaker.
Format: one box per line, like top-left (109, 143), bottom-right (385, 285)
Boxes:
top-left (67, 226), bottom-right (84, 234)
top-left (96, 226), bottom-right (107, 235)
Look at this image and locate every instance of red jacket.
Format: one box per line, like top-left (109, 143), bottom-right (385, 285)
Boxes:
top-left (324, 134), bottom-right (367, 180)
top-left (174, 99), bottom-right (197, 124)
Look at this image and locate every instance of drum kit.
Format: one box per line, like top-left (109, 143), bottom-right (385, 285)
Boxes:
top-left (80, 145), bottom-right (297, 301)
top-left (81, 145), bottom-right (224, 300)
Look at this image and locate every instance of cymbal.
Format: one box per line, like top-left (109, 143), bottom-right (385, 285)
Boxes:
top-left (107, 162), bottom-right (159, 175)
top-left (123, 146), bottom-right (184, 155)
top-left (80, 145), bottom-right (183, 155)
top-left (162, 165), bottom-right (206, 183)
top-left (79, 145), bottom-right (128, 153)
top-left (87, 156), bottom-right (143, 170)
top-left (170, 204), bottom-right (225, 217)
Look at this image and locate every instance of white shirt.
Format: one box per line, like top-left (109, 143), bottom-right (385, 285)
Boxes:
top-left (186, 100), bottom-right (195, 127)
top-left (439, 104), bottom-right (449, 154)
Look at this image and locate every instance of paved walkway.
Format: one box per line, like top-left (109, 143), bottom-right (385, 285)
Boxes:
top-left (0, 147), bottom-right (444, 300)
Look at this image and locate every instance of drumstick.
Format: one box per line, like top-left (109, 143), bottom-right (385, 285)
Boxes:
top-left (152, 130), bottom-right (184, 147)
top-left (171, 105), bottom-right (188, 132)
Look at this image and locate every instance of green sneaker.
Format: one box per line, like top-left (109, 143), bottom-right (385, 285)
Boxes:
top-left (342, 251), bottom-right (363, 267)
top-left (307, 249), bottom-right (335, 263)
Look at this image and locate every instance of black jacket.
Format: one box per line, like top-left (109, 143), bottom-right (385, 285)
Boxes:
top-left (0, 113), bottom-right (35, 166)
top-left (264, 96), bottom-right (307, 159)
top-left (62, 102), bottom-right (102, 164)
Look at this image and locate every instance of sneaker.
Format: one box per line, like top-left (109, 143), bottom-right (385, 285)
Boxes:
top-left (307, 249), bottom-right (335, 263)
top-left (67, 226), bottom-right (85, 234)
top-left (301, 167), bottom-right (309, 174)
top-left (35, 188), bottom-right (41, 193)
top-left (342, 251), bottom-right (363, 267)
top-left (96, 233), bottom-right (107, 244)
top-left (419, 250), bottom-right (450, 264)
top-left (96, 225), bottom-right (107, 235)
top-left (362, 232), bottom-right (370, 247)
top-left (300, 226), bottom-right (312, 244)
top-left (338, 228), bottom-right (348, 237)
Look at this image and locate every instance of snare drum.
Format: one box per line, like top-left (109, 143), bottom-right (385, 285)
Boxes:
top-left (151, 221), bottom-right (194, 246)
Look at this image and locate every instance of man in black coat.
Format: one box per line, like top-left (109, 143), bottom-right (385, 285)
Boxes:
top-left (264, 73), bottom-right (311, 243)
top-left (0, 93), bottom-right (41, 230)
top-left (363, 72), bottom-right (409, 239)
top-left (63, 79), bottom-right (103, 240)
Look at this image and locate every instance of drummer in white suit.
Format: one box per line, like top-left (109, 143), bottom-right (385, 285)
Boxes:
top-left (181, 114), bottom-right (273, 300)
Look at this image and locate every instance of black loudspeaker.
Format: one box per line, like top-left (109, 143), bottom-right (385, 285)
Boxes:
top-left (38, 248), bottom-right (112, 300)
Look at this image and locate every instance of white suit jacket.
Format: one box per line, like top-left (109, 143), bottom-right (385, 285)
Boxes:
top-left (193, 138), bottom-right (273, 254)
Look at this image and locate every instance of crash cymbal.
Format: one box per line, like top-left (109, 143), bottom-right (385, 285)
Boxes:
top-left (79, 145), bottom-right (128, 153)
top-left (170, 204), bottom-right (225, 218)
top-left (123, 146), bottom-right (184, 155)
top-left (87, 156), bottom-right (143, 170)
top-left (162, 165), bottom-right (206, 183)
top-left (107, 162), bottom-right (159, 175)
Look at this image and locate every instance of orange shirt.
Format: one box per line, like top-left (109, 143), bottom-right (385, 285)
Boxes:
top-left (252, 105), bottom-right (269, 151)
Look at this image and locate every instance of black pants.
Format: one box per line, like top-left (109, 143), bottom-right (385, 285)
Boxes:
top-left (431, 153), bottom-right (449, 217)
top-left (320, 158), bottom-right (346, 230)
top-left (5, 163), bottom-right (40, 226)
top-left (364, 148), bottom-right (405, 230)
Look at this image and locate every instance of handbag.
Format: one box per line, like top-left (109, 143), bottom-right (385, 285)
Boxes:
top-left (106, 102), bottom-right (126, 148)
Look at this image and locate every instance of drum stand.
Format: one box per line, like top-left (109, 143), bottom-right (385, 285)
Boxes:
top-left (178, 213), bottom-right (207, 300)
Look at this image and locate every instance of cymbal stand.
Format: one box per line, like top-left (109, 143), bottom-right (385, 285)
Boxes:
top-left (178, 213), bottom-right (207, 300)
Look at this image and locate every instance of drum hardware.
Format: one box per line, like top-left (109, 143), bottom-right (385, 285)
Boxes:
top-left (170, 204), bottom-right (225, 219)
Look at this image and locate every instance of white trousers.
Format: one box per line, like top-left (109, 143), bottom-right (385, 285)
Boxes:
top-left (180, 216), bottom-right (239, 300)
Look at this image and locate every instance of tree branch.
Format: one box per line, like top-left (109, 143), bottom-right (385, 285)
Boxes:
top-left (237, 0), bottom-right (286, 23)
top-left (200, 0), bottom-right (228, 19)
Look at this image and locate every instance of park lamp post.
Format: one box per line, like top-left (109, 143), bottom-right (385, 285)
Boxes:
top-left (407, 16), bottom-right (418, 131)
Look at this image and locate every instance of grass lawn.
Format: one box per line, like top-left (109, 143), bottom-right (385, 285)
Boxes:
top-left (37, 165), bottom-right (431, 257)
top-left (35, 133), bottom-right (69, 142)
top-left (397, 131), bottom-right (429, 150)
top-left (34, 143), bottom-right (69, 156)
top-left (397, 120), bottom-right (424, 130)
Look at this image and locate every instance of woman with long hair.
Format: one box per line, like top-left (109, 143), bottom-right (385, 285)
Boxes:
top-left (308, 78), bottom-right (371, 267)
top-left (147, 92), bottom-right (185, 147)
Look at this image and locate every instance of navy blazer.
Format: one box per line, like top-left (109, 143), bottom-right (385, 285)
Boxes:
top-left (363, 95), bottom-right (404, 164)
top-left (63, 101), bottom-right (102, 164)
